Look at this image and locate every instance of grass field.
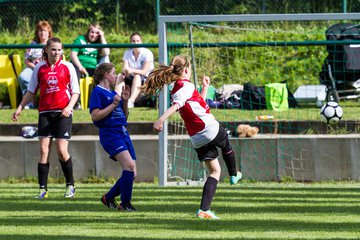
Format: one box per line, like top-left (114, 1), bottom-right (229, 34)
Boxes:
top-left (1, 101), bottom-right (360, 124)
top-left (1, 182), bottom-right (360, 239)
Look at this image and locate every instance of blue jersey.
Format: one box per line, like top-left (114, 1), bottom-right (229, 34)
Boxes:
top-left (89, 85), bottom-right (128, 129)
top-left (89, 85), bottom-right (136, 160)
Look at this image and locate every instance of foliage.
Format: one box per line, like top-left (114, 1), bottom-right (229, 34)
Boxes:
top-left (0, 84), bottom-right (8, 101)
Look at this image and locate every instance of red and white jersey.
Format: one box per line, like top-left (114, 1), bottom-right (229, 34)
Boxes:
top-left (171, 79), bottom-right (219, 148)
top-left (28, 59), bottom-right (80, 113)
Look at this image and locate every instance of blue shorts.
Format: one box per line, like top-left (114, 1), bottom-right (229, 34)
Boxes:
top-left (99, 126), bottom-right (136, 161)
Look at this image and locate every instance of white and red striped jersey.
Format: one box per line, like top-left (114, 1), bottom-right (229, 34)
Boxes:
top-left (28, 59), bottom-right (80, 113)
top-left (171, 79), bottom-right (219, 148)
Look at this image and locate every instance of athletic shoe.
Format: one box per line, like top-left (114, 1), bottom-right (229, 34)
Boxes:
top-left (197, 209), bottom-right (220, 220)
top-left (230, 171), bottom-right (243, 185)
top-left (35, 189), bottom-right (48, 199)
top-left (64, 185), bottom-right (76, 198)
top-left (118, 202), bottom-right (136, 211)
top-left (101, 195), bottom-right (118, 210)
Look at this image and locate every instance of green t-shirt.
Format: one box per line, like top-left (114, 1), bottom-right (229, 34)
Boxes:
top-left (71, 35), bottom-right (98, 69)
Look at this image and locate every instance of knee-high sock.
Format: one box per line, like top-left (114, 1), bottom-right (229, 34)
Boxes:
top-left (200, 176), bottom-right (218, 211)
top-left (105, 177), bottom-right (122, 200)
top-left (59, 157), bottom-right (75, 186)
top-left (38, 163), bottom-right (49, 190)
top-left (120, 170), bottom-right (134, 204)
top-left (222, 150), bottom-right (238, 176)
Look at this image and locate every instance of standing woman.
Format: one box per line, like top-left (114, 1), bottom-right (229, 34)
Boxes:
top-left (89, 63), bottom-right (136, 211)
top-left (141, 55), bottom-right (242, 219)
top-left (12, 37), bottom-right (80, 199)
top-left (19, 20), bottom-right (53, 109)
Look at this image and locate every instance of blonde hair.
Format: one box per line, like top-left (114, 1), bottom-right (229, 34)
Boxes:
top-left (141, 55), bottom-right (190, 95)
top-left (94, 62), bottom-right (115, 85)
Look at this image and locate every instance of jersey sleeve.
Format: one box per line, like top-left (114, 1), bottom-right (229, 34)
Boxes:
top-left (65, 61), bottom-right (80, 95)
top-left (172, 82), bottom-right (194, 108)
top-left (27, 62), bottom-right (43, 94)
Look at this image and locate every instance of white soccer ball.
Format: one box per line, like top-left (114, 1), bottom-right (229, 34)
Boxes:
top-left (320, 101), bottom-right (343, 125)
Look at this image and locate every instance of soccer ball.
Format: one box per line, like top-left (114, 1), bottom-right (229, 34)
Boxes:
top-left (320, 101), bottom-right (343, 124)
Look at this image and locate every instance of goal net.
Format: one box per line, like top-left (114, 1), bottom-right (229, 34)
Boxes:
top-left (157, 14), bottom-right (360, 186)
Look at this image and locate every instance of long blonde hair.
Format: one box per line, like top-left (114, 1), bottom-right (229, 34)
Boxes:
top-left (141, 55), bottom-right (190, 95)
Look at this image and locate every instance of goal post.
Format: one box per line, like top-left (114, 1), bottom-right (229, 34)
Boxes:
top-left (157, 13), bottom-right (360, 186)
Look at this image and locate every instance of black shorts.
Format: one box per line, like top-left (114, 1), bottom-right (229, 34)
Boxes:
top-left (194, 126), bottom-right (232, 162)
top-left (38, 112), bottom-right (72, 139)
top-left (125, 75), bottom-right (147, 87)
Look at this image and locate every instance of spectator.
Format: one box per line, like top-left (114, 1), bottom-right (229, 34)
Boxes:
top-left (89, 63), bottom-right (136, 211)
top-left (70, 23), bottom-right (110, 79)
top-left (12, 37), bottom-right (80, 199)
top-left (19, 20), bottom-right (53, 109)
top-left (118, 32), bottom-right (154, 108)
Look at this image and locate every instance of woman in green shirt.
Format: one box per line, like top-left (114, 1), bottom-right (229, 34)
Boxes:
top-left (70, 23), bottom-right (110, 79)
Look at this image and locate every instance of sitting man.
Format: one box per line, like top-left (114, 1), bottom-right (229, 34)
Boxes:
top-left (118, 32), bottom-right (154, 108)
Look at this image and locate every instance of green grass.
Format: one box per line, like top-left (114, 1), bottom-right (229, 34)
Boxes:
top-left (1, 182), bottom-right (360, 239)
top-left (1, 100), bottom-right (360, 124)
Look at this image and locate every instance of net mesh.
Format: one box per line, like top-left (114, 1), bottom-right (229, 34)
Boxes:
top-left (164, 19), bottom-right (360, 183)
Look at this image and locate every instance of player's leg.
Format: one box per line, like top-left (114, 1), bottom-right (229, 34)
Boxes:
top-left (197, 158), bottom-right (221, 220)
top-left (54, 114), bottom-right (75, 197)
top-left (113, 150), bottom-right (136, 211)
top-left (194, 144), bottom-right (221, 219)
top-left (36, 136), bottom-right (52, 199)
top-left (56, 139), bottom-right (75, 197)
top-left (215, 126), bottom-right (242, 185)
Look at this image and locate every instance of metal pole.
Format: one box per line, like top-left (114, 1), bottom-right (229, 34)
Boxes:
top-left (343, 0), bottom-right (347, 13)
top-left (158, 17), bottom-right (168, 186)
top-left (189, 25), bottom-right (197, 89)
top-left (156, 0), bottom-right (160, 33)
top-left (116, 0), bottom-right (120, 33)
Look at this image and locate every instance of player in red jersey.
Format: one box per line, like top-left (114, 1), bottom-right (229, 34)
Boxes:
top-left (12, 37), bottom-right (80, 199)
top-left (141, 55), bottom-right (242, 219)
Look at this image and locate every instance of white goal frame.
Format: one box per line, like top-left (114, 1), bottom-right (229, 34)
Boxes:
top-left (157, 13), bottom-right (360, 186)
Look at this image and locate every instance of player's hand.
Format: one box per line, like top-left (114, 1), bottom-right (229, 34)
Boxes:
top-left (202, 75), bottom-right (210, 87)
top-left (11, 110), bottom-right (21, 122)
top-left (61, 106), bottom-right (72, 118)
top-left (121, 85), bottom-right (131, 101)
top-left (153, 120), bottom-right (164, 132)
top-left (112, 94), bottom-right (121, 106)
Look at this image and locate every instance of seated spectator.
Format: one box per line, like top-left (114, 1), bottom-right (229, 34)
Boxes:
top-left (19, 20), bottom-right (53, 109)
top-left (118, 32), bottom-right (154, 108)
top-left (70, 23), bottom-right (110, 79)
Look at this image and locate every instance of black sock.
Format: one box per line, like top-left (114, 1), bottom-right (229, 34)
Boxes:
top-left (59, 157), bottom-right (74, 186)
top-left (200, 176), bottom-right (218, 211)
top-left (38, 163), bottom-right (49, 190)
top-left (222, 150), bottom-right (238, 176)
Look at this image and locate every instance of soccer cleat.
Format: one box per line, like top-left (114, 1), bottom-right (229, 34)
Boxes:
top-left (64, 185), bottom-right (76, 198)
top-left (35, 189), bottom-right (48, 199)
top-left (197, 209), bottom-right (220, 220)
top-left (118, 202), bottom-right (136, 211)
top-left (101, 195), bottom-right (118, 210)
top-left (230, 171), bottom-right (243, 185)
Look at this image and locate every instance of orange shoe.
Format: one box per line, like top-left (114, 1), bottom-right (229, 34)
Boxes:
top-left (197, 209), bottom-right (220, 220)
